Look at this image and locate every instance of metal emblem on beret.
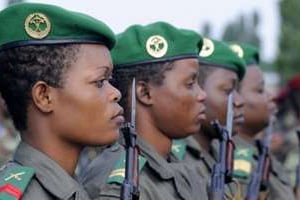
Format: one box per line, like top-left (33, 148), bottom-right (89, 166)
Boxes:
top-left (25, 13), bottom-right (51, 39)
top-left (199, 38), bottom-right (214, 57)
top-left (146, 35), bottom-right (168, 58)
top-left (230, 44), bottom-right (244, 58)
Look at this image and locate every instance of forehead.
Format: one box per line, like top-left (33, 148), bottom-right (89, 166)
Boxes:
top-left (79, 44), bottom-right (112, 62)
top-left (170, 58), bottom-right (199, 74)
top-left (243, 66), bottom-right (263, 85)
top-left (208, 67), bottom-right (238, 80)
top-left (203, 67), bottom-right (238, 86)
top-left (72, 44), bottom-right (112, 70)
top-left (62, 44), bottom-right (113, 82)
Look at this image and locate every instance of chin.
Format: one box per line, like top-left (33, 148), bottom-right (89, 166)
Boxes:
top-left (175, 129), bottom-right (198, 139)
top-left (89, 130), bottom-right (120, 146)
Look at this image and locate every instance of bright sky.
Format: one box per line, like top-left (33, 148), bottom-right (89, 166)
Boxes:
top-left (0, 0), bottom-right (280, 62)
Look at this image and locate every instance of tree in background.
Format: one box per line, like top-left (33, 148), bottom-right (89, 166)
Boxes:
top-left (220, 11), bottom-right (278, 73)
top-left (7, 0), bottom-right (23, 5)
top-left (276, 0), bottom-right (300, 81)
top-left (221, 11), bottom-right (260, 49)
top-left (200, 22), bottom-right (212, 38)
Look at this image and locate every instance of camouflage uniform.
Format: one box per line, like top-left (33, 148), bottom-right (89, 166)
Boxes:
top-left (172, 136), bottom-right (242, 200)
top-left (80, 136), bottom-right (208, 200)
top-left (233, 135), bottom-right (295, 200)
top-left (0, 142), bottom-right (91, 200)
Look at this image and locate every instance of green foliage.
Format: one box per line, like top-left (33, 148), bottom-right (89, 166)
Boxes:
top-left (276, 0), bottom-right (300, 81)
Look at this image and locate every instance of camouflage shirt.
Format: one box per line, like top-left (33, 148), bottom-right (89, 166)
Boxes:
top-left (80, 136), bottom-right (208, 200)
top-left (0, 141), bottom-right (91, 200)
top-left (233, 135), bottom-right (295, 200)
top-left (172, 136), bottom-right (242, 200)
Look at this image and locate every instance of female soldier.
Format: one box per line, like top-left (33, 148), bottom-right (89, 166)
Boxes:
top-left (231, 43), bottom-right (295, 200)
top-left (172, 38), bottom-right (245, 200)
top-left (0, 3), bottom-right (123, 199)
top-left (81, 22), bottom-right (208, 200)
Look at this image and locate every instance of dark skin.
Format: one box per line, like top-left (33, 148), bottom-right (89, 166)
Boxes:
top-left (134, 58), bottom-right (206, 158)
top-left (194, 67), bottom-right (244, 152)
top-left (23, 44), bottom-right (124, 175)
top-left (237, 65), bottom-right (276, 143)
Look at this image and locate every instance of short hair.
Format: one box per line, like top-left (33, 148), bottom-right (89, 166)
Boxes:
top-left (0, 44), bottom-right (80, 131)
top-left (112, 62), bottom-right (174, 117)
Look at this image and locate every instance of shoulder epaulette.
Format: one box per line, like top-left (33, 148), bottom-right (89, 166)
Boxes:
top-left (233, 147), bottom-right (253, 179)
top-left (171, 139), bottom-right (187, 160)
top-left (107, 151), bottom-right (147, 184)
top-left (0, 166), bottom-right (35, 200)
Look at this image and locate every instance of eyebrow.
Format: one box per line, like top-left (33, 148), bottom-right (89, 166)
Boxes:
top-left (189, 71), bottom-right (199, 79)
top-left (95, 66), bottom-right (112, 75)
top-left (224, 77), bottom-right (238, 86)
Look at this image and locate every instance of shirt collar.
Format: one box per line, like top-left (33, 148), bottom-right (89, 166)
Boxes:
top-left (13, 141), bottom-right (89, 199)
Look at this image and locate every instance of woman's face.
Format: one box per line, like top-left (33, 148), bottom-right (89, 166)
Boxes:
top-left (52, 44), bottom-right (124, 146)
top-left (201, 67), bottom-right (244, 137)
top-left (239, 66), bottom-right (276, 134)
top-left (150, 58), bottom-right (207, 139)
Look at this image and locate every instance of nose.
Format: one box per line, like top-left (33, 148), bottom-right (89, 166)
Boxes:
top-left (233, 90), bottom-right (244, 109)
top-left (197, 86), bottom-right (207, 102)
top-left (267, 90), bottom-right (276, 103)
top-left (108, 82), bottom-right (122, 102)
top-left (267, 90), bottom-right (277, 114)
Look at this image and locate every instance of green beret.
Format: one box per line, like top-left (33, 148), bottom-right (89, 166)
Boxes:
top-left (111, 21), bottom-right (203, 67)
top-left (199, 38), bottom-right (246, 80)
top-left (228, 43), bottom-right (260, 65)
top-left (0, 3), bottom-right (116, 51)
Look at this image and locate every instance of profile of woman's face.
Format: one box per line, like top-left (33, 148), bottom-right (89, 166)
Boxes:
top-left (52, 44), bottom-right (124, 146)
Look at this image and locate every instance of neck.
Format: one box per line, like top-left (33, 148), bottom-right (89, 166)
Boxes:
top-left (22, 132), bottom-right (81, 176)
top-left (237, 126), bottom-right (257, 144)
top-left (135, 109), bottom-right (172, 159)
top-left (193, 130), bottom-right (213, 152)
top-left (24, 111), bottom-right (81, 176)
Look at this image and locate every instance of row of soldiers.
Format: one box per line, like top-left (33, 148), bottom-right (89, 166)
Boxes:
top-left (0, 2), bottom-right (297, 200)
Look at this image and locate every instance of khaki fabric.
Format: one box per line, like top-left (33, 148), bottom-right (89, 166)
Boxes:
top-left (0, 141), bottom-right (90, 200)
top-left (80, 136), bottom-right (208, 200)
top-left (182, 136), bottom-right (242, 200)
top-left (233, 135), bottom-right (295, 200)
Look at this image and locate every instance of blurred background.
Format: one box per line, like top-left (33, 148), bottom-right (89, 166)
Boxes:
top-left (0, 0), bottom-right (300, 184)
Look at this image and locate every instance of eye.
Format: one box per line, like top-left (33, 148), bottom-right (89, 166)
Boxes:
top-left (94, 79), bottom-right (106, 88)
top-left (257, 88), bottom-right (264, 94)
top-left (224, 87), bottom-right (233, 95)
top-left (186, 80), bottom-right (196, 88)
top-left (94, 74), bottom-right (113, 88)
top-left (186, 74), bottom-right (199, 89)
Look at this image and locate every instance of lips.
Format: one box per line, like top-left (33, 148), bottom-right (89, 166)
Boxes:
top-left (233, 114), bottom-right (244, 124)
top-left (112, 107), bottom-right (125, 125)
top-left (197, 107), bottom-right (206, 121)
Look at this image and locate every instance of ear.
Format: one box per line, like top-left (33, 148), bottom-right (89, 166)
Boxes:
top-left (136, 80), bottom-right (153, 106)
top-left (31, 81), bottom-right (54, 113)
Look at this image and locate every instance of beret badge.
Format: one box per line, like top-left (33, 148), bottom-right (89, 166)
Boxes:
top-left (146, 35), bottom-right (168, 58)
top-left (24, 13), bottom-right (51, 39)
top-left (199, 38), bottom-right (214, 57)
top-left (230, 44), bottom-right (244, 58)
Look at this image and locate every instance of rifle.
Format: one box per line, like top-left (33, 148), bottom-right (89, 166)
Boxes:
top-left (209, 93), bottom-right (235, 200)
top-left (295, 129), bottom-right (300, 199)
top-left (121, 78), bottom-right (140, 200)
top-left (245, 118), bottom-right (274, 200)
